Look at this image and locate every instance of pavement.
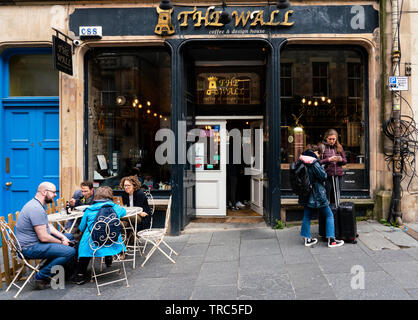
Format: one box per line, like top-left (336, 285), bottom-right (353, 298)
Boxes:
top-left (1, 219), bottom-right (418, 302)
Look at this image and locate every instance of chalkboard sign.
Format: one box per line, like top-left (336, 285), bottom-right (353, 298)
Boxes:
top-left (52, 35), bottom-right (73, 76)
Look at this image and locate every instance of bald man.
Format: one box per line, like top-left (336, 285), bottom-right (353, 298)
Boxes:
top-left (16, 182), bottom-right (76, 290)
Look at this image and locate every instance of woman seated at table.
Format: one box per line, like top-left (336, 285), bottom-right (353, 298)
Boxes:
top-left (71, 186), bottom-right (126, 285)
top-left (120, 175), bottom-right (151, 231)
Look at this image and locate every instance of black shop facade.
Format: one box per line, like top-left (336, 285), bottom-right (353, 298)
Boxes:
top-left (68, 3), bottom-right (379, 235)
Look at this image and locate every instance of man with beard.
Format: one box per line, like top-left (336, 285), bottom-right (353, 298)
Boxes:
top-left (16, 182), bottom-right (76, 290)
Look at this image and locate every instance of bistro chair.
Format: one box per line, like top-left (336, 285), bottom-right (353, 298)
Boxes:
top-left (89, 211), bottom-right (129, 295)
top-left (137, 196), bottom-right (177, 267)
top-left (0, 218), bottom-right (46, 299)
top-left (138, 190), bottom-right (155, 254)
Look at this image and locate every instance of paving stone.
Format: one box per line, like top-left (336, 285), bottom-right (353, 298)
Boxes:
top-left (191, 285), bottom-right (238, 300)
top-left (315, 253), bottom-right (381, 274)
top-left (240, 238), bottom-right (281, 257)
top-left (406, 288), bottom-right (418, 299)
top-left (205, 244), bottom-right (240, 262)
top-left (179, 243), bottom-right (209, 257)
top-left (195, 261), bottom-right (238, 286)
top-left (403, 247), bottom-right (418, 260)
top-left (365, 248), bottom-right (417, 263)
top-left (238, 272), bottom-right (295, 300)
top-left (325, 271), bottom-right (411, 300)
top-left (239, 254), bottom-right (285, 276)
top-left (210, 230), bottom-right (241, 245)
top-left (169, 256), bottom-right (204, 275)
top-left (378, 261), bottom-right (418, 289)
top-left (382, 230), bottom-right (418, 248)
top-left (358, 231), bottom-right (400, 250)
top-left (187, 232), bottom-right (213, 244)
top-left (240, 228), bottom-right (277, 240)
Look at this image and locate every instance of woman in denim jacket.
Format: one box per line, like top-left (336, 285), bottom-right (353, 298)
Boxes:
top-left (299, 145), bottom-right (344, 248)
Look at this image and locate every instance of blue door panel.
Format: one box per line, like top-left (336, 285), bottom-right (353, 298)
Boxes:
top-left (3, 108), bottom-right (59, 216)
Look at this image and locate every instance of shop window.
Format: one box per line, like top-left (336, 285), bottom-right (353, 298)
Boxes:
top-left (9, 54), bottom-right (58, 96)
top-left (280, 46), bottom-right (368, 195)
top-left (280, 63), bottom-right (293, 98)
top-left (312, 62), bottom-right (329, 97)
top-left (86, 48), bottom-right (171, 191)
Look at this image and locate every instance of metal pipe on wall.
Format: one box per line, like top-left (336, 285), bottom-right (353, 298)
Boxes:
top-left (390, 0), bottom-right (403, 225)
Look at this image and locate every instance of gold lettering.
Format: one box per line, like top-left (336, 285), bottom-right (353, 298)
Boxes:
top-left (209, 10), bottom-right (223, 26)
top-left (177, 7), bottom-right (197, 27)
top-left (250, 10), bottom-right (265, 27)
top-left (193, 10), bottom-right (207, 27)
top-left (281, 10), bottom-right (295, 26)
top-left (232, 10), bottom-right (251, 27)
top-left (264, 10), bottom-right (281, 26)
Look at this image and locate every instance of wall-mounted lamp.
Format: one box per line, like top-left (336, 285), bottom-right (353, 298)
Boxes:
top-left (277, 0), bottom-right (291, 9)
top-left (159, 0), bottom-right (173, 10)
top-left (116, 96), bottom-right (126, 106)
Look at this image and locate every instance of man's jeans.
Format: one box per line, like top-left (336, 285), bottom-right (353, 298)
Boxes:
top-left (300, 206), bottom-right (335, 239)
top-left (22, 233), bottom-right (76, 280)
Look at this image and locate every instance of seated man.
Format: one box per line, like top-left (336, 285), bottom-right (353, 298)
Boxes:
top-left (16, 182), bottom-right (76, 290)
top-left (65, 181), bottom-right (95, 232)
top-left (69, 180), bottom-right (95, 207)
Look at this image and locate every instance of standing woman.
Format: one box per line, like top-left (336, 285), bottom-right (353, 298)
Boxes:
top-left (298, 145), bottom-right (344, 248)
top-left (120, 175), bottom-right (151, 230)
top-left (319, 129), bottom-right (347, 204)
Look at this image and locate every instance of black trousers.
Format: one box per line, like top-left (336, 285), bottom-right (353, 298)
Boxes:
top-left (325, 175), bottom-right (342, 205)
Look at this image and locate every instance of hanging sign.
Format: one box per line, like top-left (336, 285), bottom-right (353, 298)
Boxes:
top-left (52, 35), bottom-right (73, 76)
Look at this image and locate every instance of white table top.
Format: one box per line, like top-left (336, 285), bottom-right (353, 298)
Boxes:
top-left (47, 206), bottom-right (143, 222)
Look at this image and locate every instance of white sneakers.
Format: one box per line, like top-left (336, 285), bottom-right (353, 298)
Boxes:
top-left (328, 238), bottom-right (344, 248)
top-left (235, 201), bottom-right (245, 208)
top-left (304, 237), bottom-right (318, 247)
top-left (304, 237), bottom-right (344, 248)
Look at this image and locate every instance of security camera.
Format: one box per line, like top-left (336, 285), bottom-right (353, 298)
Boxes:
top-left (73, 39), bottom-right (82, 46)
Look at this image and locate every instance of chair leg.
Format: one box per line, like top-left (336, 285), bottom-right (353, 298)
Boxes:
top-left (141, 240), bottom-right (159, 267)
top-left (91, 257), bottom-right (101, 296)
top-left (5, 265), bottom-right (24, 293)
top-left (14, 268), bottom-right (37, 299)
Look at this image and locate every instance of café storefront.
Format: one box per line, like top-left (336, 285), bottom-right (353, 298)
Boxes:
top-left (66, 2), bottom-right (379, 235)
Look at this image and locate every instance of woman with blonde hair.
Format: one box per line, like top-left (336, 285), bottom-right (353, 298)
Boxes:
top-left (318, 129), bottom-right (347, 205)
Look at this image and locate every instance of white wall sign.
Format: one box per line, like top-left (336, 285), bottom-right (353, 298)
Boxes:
top-left (389, 76), bottom-right (409, 91)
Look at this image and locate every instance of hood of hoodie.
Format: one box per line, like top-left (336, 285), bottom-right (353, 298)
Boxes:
top-left (299, 154), bottom-right (317, 164)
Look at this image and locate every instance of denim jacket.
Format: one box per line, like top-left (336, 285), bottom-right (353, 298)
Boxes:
top-left (297, 155), bottom-right (330, 208)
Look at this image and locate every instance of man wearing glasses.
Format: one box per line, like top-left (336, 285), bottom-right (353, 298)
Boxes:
top-left (16, 182), bottom-right (76, 290)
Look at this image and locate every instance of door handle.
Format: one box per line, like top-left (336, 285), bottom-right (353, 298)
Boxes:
top-left (5, 181), bottom-right (12, 187)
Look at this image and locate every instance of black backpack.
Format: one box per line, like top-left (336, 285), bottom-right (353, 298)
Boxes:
top-left (89, 204), bottom-right (121, 247)
top-left (289, 160), bottom-right (312, 199)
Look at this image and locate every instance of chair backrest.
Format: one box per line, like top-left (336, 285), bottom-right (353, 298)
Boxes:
top-left (163, 196), bottom-right (172, 232)
top-left (144, 190), bottom-right (155, 228)
top-left (88, 210), bottom-right (124, 252)
top-left (0, 218), bottom-right (23, 258)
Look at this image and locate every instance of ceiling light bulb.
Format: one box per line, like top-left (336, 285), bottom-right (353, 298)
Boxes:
top-left (321, 96), bottom-right (326, 102)
top-left (327, 99), bottom-right (332, 104)
top-left (301, 98), bottom-right (306, 104)
top-left (147, 101), bottom-right (151, 106)
top-left (154, 113), bottom-right (157, 117)
top-left (147, 109), bottom-right (151, 114)
top-left (139, 104), bottom-right (143, 108)
top-left (314, 101), bottom-right (318, 106)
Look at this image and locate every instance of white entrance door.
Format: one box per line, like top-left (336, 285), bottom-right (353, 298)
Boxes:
top-left (247, 120), bottom-right (263, 214)
top-left (194, 120), bottom-right (226, 216)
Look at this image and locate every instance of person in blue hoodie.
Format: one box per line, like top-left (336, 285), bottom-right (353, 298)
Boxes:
top-left (71, 186), bottom-right (126, 285)
top-left (298, 145), bottom-right (344, 248)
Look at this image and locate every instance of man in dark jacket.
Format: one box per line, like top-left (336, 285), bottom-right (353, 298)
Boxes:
top-left (298, 146), bottom-right (344, 248)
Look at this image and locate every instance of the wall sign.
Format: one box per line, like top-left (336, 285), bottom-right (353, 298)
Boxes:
top-left (52, 35), bottom-right (73, 76)
top-left (69, 5), bottom-right (379, 37)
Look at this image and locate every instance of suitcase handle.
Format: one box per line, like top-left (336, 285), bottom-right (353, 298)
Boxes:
top-left (332, 176), bottom-right (340, 206)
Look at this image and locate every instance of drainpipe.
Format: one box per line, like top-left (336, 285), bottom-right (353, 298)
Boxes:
top-left (390, 0), bottom-right (403, 225)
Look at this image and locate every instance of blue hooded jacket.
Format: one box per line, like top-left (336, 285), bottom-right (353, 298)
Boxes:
top-left (78, 200), bottom-right (126, 258)
top-left (297, 154), bottom-right (329, 208)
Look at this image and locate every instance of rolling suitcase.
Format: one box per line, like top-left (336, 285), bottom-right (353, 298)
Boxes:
top-left (338, 201), bottom-right (358, 244)
top-left (318, 176), bottom-right (340, 240)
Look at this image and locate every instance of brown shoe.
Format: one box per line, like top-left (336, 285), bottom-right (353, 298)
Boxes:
top-left (30, 277), bottom-right (51, 290)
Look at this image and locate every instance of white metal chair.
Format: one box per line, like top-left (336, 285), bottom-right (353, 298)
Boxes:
top-left (137, 196), bottom-right (177, 267)
top-left (89, 211), bottom-right (129, 295)
top-left (139, 190), bottom-right (155, 254)
top-left (0, 219), bottom-right (46, 299)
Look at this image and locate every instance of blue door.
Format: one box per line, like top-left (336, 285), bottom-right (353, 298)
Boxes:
top-left (3, 107), bottom-right (59, 215)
